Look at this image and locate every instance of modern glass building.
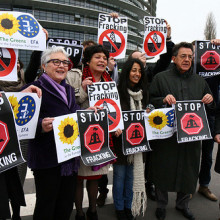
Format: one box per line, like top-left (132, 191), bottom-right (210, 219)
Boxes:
top-left (0, 0), bottom-right (157, 67)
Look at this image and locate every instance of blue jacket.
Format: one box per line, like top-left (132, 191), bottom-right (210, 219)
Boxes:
top-left (27, 75), bottom-right (80, 169)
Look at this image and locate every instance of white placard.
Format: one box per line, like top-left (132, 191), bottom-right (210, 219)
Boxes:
top-left (53, 113), bottom-right (81, 163)
top-left (144, 107), bottom-right (175, 140)
top-left (0, 11), bottom-right (46, 51)
top-left (98, 13), bottom-right (128, 59)
top-left (6, 92), bottom-right (41, 140)
top-left (142, 16), bottom-right (167, 57)
top-left (88, 81), bottom-right (124, 132)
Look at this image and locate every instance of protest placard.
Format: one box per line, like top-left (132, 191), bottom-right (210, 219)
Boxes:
top-left (175, 100), bottom-right (212, 143)
top-left (6, 92), bottom-right (41, 140)
top-left (53, 113), bottom-right (81, 163)
top-left (0, 93), bottom-right (24, 173)
top-left (88, 81), bottom-right (124, 132)
top-left (98, 13), bottom-right (128, 59)
top-left (143, 16), bottom-right (167, 57)
top-left (77, 109), bottom-right (116, 166)
top-left (122, 110), bottom-right (151, 155)
top-left (144, 108), bottom-right (175, 140)
top-left (194, 40), bottom-right (220, 78)
top-left (0, 11), bottom-right (46, 51)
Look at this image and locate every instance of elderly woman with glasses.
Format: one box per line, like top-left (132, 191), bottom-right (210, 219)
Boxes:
top-left (26, 46), bottom-right (99, 220)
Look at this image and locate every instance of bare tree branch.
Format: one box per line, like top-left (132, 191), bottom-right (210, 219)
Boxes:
top-left (204, 12), bottom-right (217, 40)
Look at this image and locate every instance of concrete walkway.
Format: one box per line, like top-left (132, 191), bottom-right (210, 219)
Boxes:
top-left (21, 144), bottom-right (220, 220)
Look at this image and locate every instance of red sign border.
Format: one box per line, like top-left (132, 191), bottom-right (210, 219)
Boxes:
top-left (0, 48), bottom-right (16, 77)
top-left (144, 31), bottom-right (165, 56)
top-left (95, 98), bottom-right (121, 131)
top-left (98, 29), bottom-right (125, 57)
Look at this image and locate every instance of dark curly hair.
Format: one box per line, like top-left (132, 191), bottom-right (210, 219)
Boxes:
top-left (172, 42), bottom-right (193, 56)
top-left (118, 58), bottom-right (149, 110)
top-left (82, 44), bottom-right (109, 65)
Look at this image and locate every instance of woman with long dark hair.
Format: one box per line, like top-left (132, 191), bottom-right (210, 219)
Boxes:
top-left (113, 58), bottom-right (149, 220)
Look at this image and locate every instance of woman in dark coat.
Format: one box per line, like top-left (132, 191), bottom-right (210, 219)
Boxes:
top-left (113, 58), bottom-right (149, 220)
top-left (26, 46), bottom-right (98, 220)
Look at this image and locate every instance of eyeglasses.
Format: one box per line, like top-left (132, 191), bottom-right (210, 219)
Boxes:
top-left (178, 54), bottom-right (193, 61)
top-left (47, 59), bottom-right (71, 67)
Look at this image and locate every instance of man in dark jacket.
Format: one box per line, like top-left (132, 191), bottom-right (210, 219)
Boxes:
top-left (129, 22), bottom-right (174, 201)
top-left (194, 39), bottom-right (220, 202)
top-left (149, 42), bottom-right (214, 220)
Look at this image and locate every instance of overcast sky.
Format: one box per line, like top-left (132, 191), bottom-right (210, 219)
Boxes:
top-left (156, 0), bottom-right (219, 44)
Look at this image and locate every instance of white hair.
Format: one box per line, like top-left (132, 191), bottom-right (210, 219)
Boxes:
top-left (41, 46), bottom-right (69, 66)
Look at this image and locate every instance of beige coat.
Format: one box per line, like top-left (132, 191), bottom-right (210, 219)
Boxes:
top-left (66, 68), bottom-right (110, 176)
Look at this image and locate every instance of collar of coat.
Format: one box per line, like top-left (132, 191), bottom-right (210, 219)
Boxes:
top-left (174, 64), bottom-right (194, 78)
top-left (37, 74), bottom-right (73, 109)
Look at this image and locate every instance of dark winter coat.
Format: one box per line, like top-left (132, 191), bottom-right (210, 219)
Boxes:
top-left (26, 75), bottom-right (80, 169)
top-left (214, 103), bottom-right (220, 174)
top-left (145, 41), bottom-right (174, 83)
top-left (149, 66), bottom-right (213, 194)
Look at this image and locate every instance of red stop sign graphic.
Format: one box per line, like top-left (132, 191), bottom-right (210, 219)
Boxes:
top-left (201, 50), bottom-right (220, 70)
top-left (0, 121), bottom-right (10, 154)
top-left (126, 123), bottom-right (144, 145)
top-left (181, 113), bottom-right (203, 135)
top-left (84, 124), bottom-right (104, 153)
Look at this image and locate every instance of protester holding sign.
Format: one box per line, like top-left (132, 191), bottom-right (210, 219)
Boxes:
top-left (193, 39), bottom-right (220, 202)
top-left (128, 20), bottom-right (174, 201)
top-left (24, 46), bottom-right (98, 220)
top-left (75, 44), bottom-right (121, 220)
top-left (112, 58), bottom-right (149, 220)
top-left (0, 84), bottom-right (41, 220)
top-left (149, 42), bottom-right (214, 220)
top-left (0, 58), bottom-right (26, 220)
top-left (214, 102), bottom-right (220, 220)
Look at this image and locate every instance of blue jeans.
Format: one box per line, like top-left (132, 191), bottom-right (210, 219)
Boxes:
top-left (199, 115), bottom-right (215, 186)
top-left (113, 164), bottom-right (133, 210)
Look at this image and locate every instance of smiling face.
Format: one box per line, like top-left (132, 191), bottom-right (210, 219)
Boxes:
top-left (88, 52), bottom-right (108, 75)
top-left (129, 62), bottom-right (142, 87)
top-left (172, 47), bottom-right (193, 74)
top-left (42, 52), bottom-right (69, 84)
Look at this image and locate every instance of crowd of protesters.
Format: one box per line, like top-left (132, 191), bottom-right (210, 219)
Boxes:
top-left (1, 12), bottom-right (220, 220)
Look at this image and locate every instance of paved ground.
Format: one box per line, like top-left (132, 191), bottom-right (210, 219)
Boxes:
top-left (20, 143), bottom-right (220, 220)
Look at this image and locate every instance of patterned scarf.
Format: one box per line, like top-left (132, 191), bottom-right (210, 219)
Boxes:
top-left (82, 65), bottom-right (112, 82)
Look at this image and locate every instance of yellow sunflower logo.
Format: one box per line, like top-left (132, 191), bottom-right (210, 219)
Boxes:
top-left (8, 95), bottom-right (20, 119)
top-left (58, 117), bottom-right (79, 145)
top-left (148, 111), bottom-right (168, 130)
top-left (0, 13), bottom-right (20, 36)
